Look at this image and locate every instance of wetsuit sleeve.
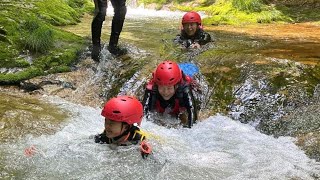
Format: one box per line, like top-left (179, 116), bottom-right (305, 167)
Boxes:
top-left (174, 34), bottom-right (190, 48)
top-left (173, 34), bottom-right (183, 44)
top-left (183, 87), bottom-right (197, 128)
top-left (94, 130), bottom-right (111, 144)
top-left (198, 31), bottom-right (212, 45)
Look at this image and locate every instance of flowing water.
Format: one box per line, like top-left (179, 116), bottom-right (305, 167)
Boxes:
top-left (0, 97), bottom-right (319, 179)
top-left (1, 7), bottom-right (320, 179)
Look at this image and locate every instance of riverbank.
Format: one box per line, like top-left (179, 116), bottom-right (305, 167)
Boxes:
top-left (207, 22), bottom-right (320, 43)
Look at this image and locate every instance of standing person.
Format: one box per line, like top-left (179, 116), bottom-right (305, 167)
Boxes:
top-left (174, 11), bottom-right (212, 49)
top-left (91, 0), bottom-right (127, 61)
top-left (94, 95), bottom-right (152, 158)
top-left (142, 60), bottom-right (198, 128)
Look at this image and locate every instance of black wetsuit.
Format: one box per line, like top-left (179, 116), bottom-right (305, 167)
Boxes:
top-left (174, 29), bottom-right (212, 48)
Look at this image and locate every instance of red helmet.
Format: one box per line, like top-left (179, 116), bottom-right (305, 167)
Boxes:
top-left (101, 96), bottom-right (143, 125)
top-left (182, 11), bottom-right (202, 25)
top-left (153, 60), bottom-right (182, 86)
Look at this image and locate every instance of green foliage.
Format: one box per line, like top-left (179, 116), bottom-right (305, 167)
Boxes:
top-left (175, 0), bottom-right (191, 3)
top-left (196, 0), bottom-right (291, 25)
top-left (67, 0), bottom-right (88, 9)
top-left (47, 65), bottom-right (71, 74)
top-left (139, 0), bottom-right (191, 7)
top-left (0, 67), bottom-right (43, 84)
top-left (201, 0), bottom-right (216, 6)
top-left (173, 0), bottom-right (295, 25)
top-left (15, 59), bottom-right (31, 68)
top-left (275, 4), bottom-right (320, 23)
top-left (34, 0), bottom-right (80, 25)
top-left (0, 42), bottom-right (20, 68)
top-left (139, 0), bottom-right (168, 5)
top-left (21, 19), bottom-right (54, 53)
top-left (0, 0), bottom-right (88, 83)
top-left (231, 0), bottom-right (262, 12)
top-left (66, 0), bottom-right (95, 13)
top-left (21, 18), bottom-right (40, 32)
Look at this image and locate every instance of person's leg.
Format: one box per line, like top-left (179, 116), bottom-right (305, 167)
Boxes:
top-left (108, 0), bottom-right (127, 56)
top-left (91, 0), bottom-right (108, 61)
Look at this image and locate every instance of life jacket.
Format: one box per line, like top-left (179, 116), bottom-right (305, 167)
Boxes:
top-left (94, 126), bottom-right (146, 145)
top-left (146, 73), bottom-right (193, 116)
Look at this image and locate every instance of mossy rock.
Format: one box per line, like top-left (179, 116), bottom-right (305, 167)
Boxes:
top-left (0, 0), bottom-right (92, 84)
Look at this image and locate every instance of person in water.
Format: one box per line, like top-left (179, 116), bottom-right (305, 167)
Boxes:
top-left (142, 60), bottom-right (197, 128)
top-left (174, 11), bottom-right (212, 49)
top-left (94, 95), bottom-right (151, 158)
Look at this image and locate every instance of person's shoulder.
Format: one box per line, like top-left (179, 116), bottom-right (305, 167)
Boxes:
top-left (174, 33), bottom-right (185, 42)
top-left (199, 29), bottom-right (211, 36)
top-left (129, 129), bottom-right (146, 144)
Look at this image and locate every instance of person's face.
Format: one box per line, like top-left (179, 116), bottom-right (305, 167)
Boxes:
top-left (158, 85), bottom-right (176, 100)
top-left (183, 22), bottom-right (198, 36)
top-left (104, 118), bottom-right (128, 138)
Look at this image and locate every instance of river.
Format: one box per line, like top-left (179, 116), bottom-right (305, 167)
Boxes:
top-left (0, 6), bottom-right (320, 179)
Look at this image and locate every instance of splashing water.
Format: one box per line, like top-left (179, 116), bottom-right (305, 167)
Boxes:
top-left (0, 97), bottom-right (319, 179)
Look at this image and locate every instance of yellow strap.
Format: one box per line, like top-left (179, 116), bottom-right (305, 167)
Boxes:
top-left (132, 130), bottom-right (145, 141)
top-left (136, 130), bottom-right (165, 144)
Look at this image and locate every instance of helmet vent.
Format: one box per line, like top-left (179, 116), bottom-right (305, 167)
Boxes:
top-left (120, 98), bottom-right (127, 101)
top-left (112, 110), bottom-right (121, 114)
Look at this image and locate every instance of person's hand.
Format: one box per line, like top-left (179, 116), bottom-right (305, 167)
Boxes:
top-left (140, 141), bottom-right (152, 159)
top-left (190, 42), bottom-right (201, 49)
top-left (178, 111), bottom-right (188, 125)
top-left (24, 145), bottom-right (37, 157)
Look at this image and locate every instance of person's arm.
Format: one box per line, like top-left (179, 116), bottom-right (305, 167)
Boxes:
top-left (198, 31), bottom-right (212, 45)
top-left (183, 87), bottom-right (197, 128)
top-left (94, 130), bottom-right (111, 144)
top-left (174, 33), bottom-right (192, 48)
top-left (173, 34), bottom-right (183, 44)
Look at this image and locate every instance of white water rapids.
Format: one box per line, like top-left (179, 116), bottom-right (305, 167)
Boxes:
top-left (0, 97), bottom-right (319, 179)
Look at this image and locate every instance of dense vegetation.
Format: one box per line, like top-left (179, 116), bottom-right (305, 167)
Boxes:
top-left (0, 0), bottom-right (93, 84)
top-left (139, 0), bottom-right (320, 25)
